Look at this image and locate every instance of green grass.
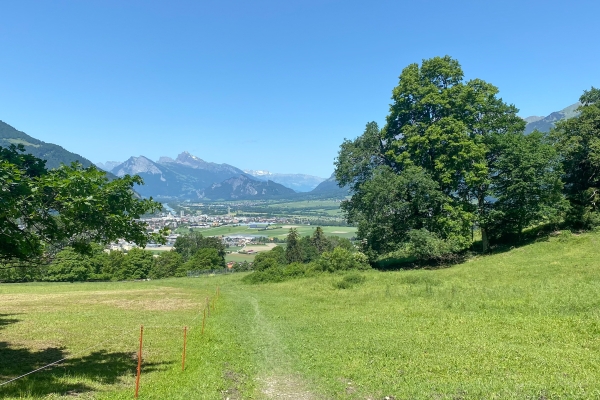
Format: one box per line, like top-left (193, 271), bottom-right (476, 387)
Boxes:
top-left (225, 253), bottom-right (256, 262)
top-left (185, 225), bottom-right (357, 239)
top-left (2, 232), bottom-right (600, 398)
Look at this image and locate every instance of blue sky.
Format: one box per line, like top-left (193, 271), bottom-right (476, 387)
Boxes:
top-left (1, 0), bottom-right (598, 177)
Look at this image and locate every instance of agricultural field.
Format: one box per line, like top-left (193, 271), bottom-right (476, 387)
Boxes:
top-left (2, 231), bottom-right (600, 399)
top-left (186, 225), bottom-right (357, 240)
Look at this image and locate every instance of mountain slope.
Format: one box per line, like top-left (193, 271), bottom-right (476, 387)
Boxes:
top-left (96, 161), bottom-right (122, 172)
top-left (197, 174), bottom-right (296, 200)
top-left (111, 152), bottom-right (253, 199)
top-left (0, 120), bottom-right (95, 169)
top-left (524, 102), bottom-right (581, 134)
top-left (244, 170), bottom-right (325, 192)
top-left (309, 173), bottom-right (349, 197)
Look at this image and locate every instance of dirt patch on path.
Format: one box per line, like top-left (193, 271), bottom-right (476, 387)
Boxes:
top-left (260, 374), bottom-right (316, 400)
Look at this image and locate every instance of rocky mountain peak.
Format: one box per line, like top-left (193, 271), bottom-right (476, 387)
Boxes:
top-left (112, 156), bottom-right (163, 177)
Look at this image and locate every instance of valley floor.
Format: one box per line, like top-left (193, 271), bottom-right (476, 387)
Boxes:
top-left (1, 231), bottom-right (600, 399)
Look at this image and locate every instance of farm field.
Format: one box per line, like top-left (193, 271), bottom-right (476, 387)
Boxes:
top-left (2, 232), bottom-right (600, 399)
top-left (185, 225), bottom-right (357, 239)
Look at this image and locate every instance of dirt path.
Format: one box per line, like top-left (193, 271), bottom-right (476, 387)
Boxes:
top-left (247, 296), bottom-right (317, 399)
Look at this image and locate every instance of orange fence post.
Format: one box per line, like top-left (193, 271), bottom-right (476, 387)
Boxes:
top-left (207, 297), bottom-right (210, 317)
top-left (181, 326), bottom-right (187, 371)
top-left (134, 325), bottom-right (144, 398)
top-left (201, 308), bottom-right (206, 335)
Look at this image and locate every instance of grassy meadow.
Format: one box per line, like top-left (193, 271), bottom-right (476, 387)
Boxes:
top-left (186, 225), bottom-right (357, 240)
top-left (2, 231), bottom-right (600, 399)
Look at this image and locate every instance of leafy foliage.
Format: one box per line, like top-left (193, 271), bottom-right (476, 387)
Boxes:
top-left (174, 231), bottom-right (226, 264)
top-left (178, 248), bottom-right (223, 276)
top-left (0, 144), bottom-right (165, 267)
top-left (335, 56), bottom-right (563, 258)
top-left (243, 228), bottom-right (370, 284)
top-left (552, 87), bottom-right (600, 228)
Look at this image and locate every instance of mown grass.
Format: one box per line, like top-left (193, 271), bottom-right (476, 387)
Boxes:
top-left (2, 232), bottom-right (600, 398)
top-left (188, 225), bottom-right (357, 239)
top-left (0, 279), bottom-right (257, 399)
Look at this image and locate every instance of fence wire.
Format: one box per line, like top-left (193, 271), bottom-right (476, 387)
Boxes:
top-left (0, 290), bottom-right (216, 387)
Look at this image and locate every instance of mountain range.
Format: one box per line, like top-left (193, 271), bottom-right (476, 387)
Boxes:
top-left (243, 170), bottom-right (325, 192)
top-left (524, 102), bottom-right (580, 134)
top-left (2, 100), bottom-right (582, 202)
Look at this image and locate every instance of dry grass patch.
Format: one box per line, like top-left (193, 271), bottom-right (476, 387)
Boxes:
top-left (96, 296), bottom-right (196, 311)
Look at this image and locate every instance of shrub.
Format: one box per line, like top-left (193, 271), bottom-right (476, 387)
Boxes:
top-left (253, 246), bottom-right (285, 271)
top-left (404, 229), bottom-right (465, 262)
top-left (233, 261), bottom-right (252, 272)
top-left (149, 251), bottom-right (182, 279)
top-left (317, 248), bottom-right (370, 272)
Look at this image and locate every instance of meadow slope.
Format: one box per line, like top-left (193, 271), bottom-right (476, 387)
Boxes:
top-left (1, 231), bottom-right (599, 399)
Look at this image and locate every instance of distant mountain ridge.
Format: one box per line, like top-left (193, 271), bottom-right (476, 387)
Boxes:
top-left (0, 120), bottom-right (95, 169)
top-left (524, 102), bottom-right (581, 134)
top-left (310, 173), bottom-right (349, 197)
top-left (197, 174), bottom-right (296, 200)
top-left (244, 169), bottom-right (325, 192)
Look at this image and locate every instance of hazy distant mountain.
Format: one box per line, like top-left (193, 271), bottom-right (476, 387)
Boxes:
top-left (309, 173), bottom-right (349, 197)
top-left (244, 169), bottom-right (325, 192)
top-left (0, 120), bottom-right (95, 169)
top-left (96, 161), bottom-right (122, 172)
top-left (524, 102), bottom-right (581, 134)
top-left (197, 174), bottom-right (296, 200)
top-left (523, 116), bottom-right (544, 124)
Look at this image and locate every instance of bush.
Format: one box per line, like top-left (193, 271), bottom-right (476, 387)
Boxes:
top-left (177, 248), bottom-right (223, 276)
top-left (317, 248), bottom-right (370, 272)
top-left (149, 251), bottom-right (182, 279)
top-left (404, 229), bottom-right (465, 262)
top-left (233, 261), bottom-right (252, 272)
top-left (253, 246), bottom-right (285, 271)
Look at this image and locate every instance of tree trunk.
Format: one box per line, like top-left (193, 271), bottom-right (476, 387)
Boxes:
top-left (481, 227), bottom-right (489, 253)
top-left (478, 191), bottom-right (489, 254)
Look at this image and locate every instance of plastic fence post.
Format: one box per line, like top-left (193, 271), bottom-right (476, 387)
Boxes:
top-left (134, 325), bottom-right (144, 398)
top-left (202, 308), bottom-right (206, 335)
top-left (182, 326), bottom-right (187, 371)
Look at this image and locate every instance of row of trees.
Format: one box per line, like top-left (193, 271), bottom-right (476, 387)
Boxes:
top-left (335, 56), bottom-right (600, 262)
top-left (244, 227), bottom-right (369, 283)
top-left (0, 232), bottom-right (227, 282)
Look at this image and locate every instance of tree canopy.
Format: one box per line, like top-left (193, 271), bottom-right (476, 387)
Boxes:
top-left (335, 56), bottom-right (563, 259)
top-left (552, 87), bottom-right (600, 228)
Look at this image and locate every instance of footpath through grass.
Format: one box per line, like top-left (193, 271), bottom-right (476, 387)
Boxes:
top-left (1, 231), bottom-right (600, 398)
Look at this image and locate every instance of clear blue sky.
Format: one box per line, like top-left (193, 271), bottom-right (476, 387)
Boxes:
top-left (1, 0), bottom-right (598, 177)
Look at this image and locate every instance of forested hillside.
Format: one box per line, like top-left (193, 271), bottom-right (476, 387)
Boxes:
top-left (0, 120), bottom-right (95, 169)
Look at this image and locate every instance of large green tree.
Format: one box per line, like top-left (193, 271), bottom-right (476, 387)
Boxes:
top-left (336, 56), bottom-right (559, 257)
top-left (285, 228), bottom-right (303, 264)
top-left (486, 131), bottom-right (566, 240)
top-left (173, 231), bottom-right (226, 264)
top-left (0, 144), bottom-right (165, 267)
top-left (552, 87), bottom-right (600, 228)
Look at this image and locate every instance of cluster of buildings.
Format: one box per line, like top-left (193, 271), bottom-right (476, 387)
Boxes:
top-left (142, 211), bottom-right (289, 235)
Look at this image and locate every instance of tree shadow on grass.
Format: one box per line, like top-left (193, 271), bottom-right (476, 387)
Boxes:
top-left (0, 314), bottom-right (169, 398)
top-left (373, 224), bottom-right (561, 271)
top-left (0, 313), bottom-right (21, 329)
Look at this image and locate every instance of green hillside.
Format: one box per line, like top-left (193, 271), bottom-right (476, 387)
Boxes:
top-left (1, 230), bottom-right (599, 398)
top-left (0, 120), bottom-right (95, 169)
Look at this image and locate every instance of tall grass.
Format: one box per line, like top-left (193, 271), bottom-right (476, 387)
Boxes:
top-left (1, 231), bottom-right (599, 398)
